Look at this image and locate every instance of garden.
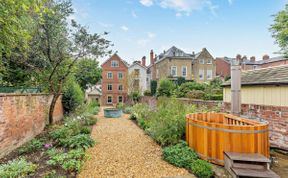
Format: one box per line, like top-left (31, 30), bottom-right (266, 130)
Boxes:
top-left (126, 97), bottom-right (218, 178)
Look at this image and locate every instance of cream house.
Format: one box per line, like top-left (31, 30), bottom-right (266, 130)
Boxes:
top-left (128, 61), bottom-right (147, 95)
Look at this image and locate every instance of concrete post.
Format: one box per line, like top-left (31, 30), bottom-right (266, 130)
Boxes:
top-left (231, 57), bottom-right (241, 116)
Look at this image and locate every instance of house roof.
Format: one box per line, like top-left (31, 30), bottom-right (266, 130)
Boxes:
top-left (86, 85), bottom-right (102, 96)
top-left (223, 65), bottom-right (288, 86)
top-left (155, 46), bottom-right (194, 64)
top-left (101, 53), bottom-right (129, 67)
top-left (129, 62), bottom-right (147, 69)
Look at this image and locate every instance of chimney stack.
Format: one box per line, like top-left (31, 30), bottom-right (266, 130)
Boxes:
top-left (150, 50), bottom-right (154, 65)
top-left (262, 54), bottom-right (269, 60)
top-left (141, 56), bottom-right (146, 66)
top-left (250, 56), bottom-right (256, 62)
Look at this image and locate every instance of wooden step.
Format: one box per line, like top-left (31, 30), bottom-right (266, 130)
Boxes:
top-left (233, 162), bottom-right (266, 170)
top-left (231, 167), bottom-right (280, 178)
top-left (224, 152), bottom-right (271, 163)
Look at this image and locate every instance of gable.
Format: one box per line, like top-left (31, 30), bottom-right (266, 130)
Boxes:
top-left (101, 53), bottom-right (129, 68)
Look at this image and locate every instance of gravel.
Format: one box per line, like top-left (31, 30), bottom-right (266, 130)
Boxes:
top-left (78, 108), bottom-right (191, 178)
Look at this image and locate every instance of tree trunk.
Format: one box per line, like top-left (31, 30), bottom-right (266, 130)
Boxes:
top-left (48, 94), bottom-right (60, 125)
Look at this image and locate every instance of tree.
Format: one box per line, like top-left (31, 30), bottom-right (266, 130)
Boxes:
top-left (28, 0), bottom-right (111, 124)
top-left (157, 79), bottom-right (176, 97)
top-left (75, 58), bottom-right (102, 90)
top-left (0, 0), bottom-right (47, 59)
top-left (270, 4), bottom-right (288, 57)
top-left (150, 80), bottom-right (157, 96)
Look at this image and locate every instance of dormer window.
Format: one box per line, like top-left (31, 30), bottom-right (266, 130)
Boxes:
top-left (207, 59), bottom-right (212, 64)
top-left (200, 59), bottom-right (205, 64)
top-left (111, 60), bottom-right (119, 67)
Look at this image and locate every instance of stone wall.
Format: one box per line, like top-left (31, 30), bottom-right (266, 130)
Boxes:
top-left (223, 102), bottom-right (288, 150)
top-left (0, 94), bottom-right (64, 158)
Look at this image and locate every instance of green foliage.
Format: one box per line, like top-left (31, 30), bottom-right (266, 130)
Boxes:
top-left (191, 159), bottom-right (213, 178)
top-left (176, 77), bottom-right (186, 86)
top-left (150, 80), bottom-right (157, 96)
top-left (50, 126), bottom-right (72, 142)
top-left (186, 90), bottom-right (205, 99)
top-left (62, 78), bottom-right (84, 113)
top-left (123, 107), bottom-right (133, 114)
top-left (85, 100), bottom-right (100, 115)
top-left (143, 90), bottom-right (151, 96)
top-left (60, 134), bottom-right (95, 149)
top-left (177, 82), bottom-right (205, 97)
top-left (163, 141), bottom-right (197, 168)
top-left (46, 148), bottom-right (85, 173)
top-left (129, 91), bottom-right (141, 103)
top-left (83, 116), bottom-right (97, 126)
top-left (270, 4), bottom-right (288, 57)
top-left (146, 98), bottom-right (196, 146)
top-left (203, 94), bottom-right (223, 101)
top-left (131, 103), bottom-right (150, 129)
top-left (157, 79), bottom-right (176, 97)
top-left (0, 158), bottom-right (37, 178)
top-left (18, 138), bottom-right (44, 154)
top-left (80, 127), bottom-right (92, 134)
top-left (75, 58), bottom-right (102, 90)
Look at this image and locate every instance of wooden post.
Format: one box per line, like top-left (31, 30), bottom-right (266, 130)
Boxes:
top-left (231, 56), bottom-right (241, 116)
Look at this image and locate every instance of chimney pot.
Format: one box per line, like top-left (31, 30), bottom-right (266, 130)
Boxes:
top-left (250, 56), bottom-right (256, 62)
top-left (263, 54), bottom-right (270, 60)
top-left (141, 56), bottom-right (146, 66)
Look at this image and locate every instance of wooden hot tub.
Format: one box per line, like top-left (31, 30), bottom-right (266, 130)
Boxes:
top-left (186, 113), bottom-right (269, 166)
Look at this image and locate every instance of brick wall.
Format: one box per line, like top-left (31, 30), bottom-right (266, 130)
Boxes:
top-left (0, 94), bottom-right (64, 158)
top-left (223, 102), bottom-right (288, 150)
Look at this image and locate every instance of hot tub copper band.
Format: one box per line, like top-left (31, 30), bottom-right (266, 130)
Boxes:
top-left (187, 122), bottom-right (269, 134)
top-left (196, 152), bottom-right (224, 164)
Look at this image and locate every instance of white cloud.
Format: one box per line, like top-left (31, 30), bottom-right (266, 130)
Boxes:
top-left (140, 0), bottom-right (154, 7)
top-left (139, 0), bottom-right (218, 16)
top-left (132, 10), bottom-right (138, 18)
top-left (147, 32), bottom-right (156, 38)
top-left (99, 22), bottom-right (113, 28)
top-left (137, 39), bottom-right (149, 46)
top-left (121, 25), bottom-right (129, 31)
top-left (228, 0), bottom-right (233, 5)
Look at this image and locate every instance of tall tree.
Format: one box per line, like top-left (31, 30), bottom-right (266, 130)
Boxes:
top-left (75, 58), bottom-right (102, 90)
top-left (29, 0), bottom-right (111, 124)
top-left (270, 4), bottom-right (288, 57)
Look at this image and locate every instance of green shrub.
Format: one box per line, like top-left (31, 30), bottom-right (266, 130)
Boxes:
top-left (177, 82), bottom-right (205, 97)
top-left (145, 97), bottom-right (196, 146)
top-left (150, 80), bottom-right (157, 96)
top-left (50, 126), bottom-right (72, 142)
top-left (129, 91), bottom-right (141, 103)
top-left (143, 90), bottom-right (151, 96)
top-left (157, 79), bottom-right (176, 97)
top-left (163, 141), bottom-right (197, 168)
top-left (47, 149), bottom-right (85, 173)
top-left (116, 102), bottom-right (125, 109)
top-left (123, 106), bottom-right (132, 114)
top-left (80, 127), bottom-right (92, 134)
top-left (191, 159), bottom-right (213, 178)
top-left (60, 134), bottom-right (95, 149)
top-left (204, 93), bottom-right (223, 101)
top-left (186, 90), bottom-right (205, 99)
top-left (62, 78), bottom-right (84, 113)
top-left (18, 138), bottom-right (44, 154)
top-left (131, 103), bottom-right (150, 129)
top-left (83, 116), bottom-right (97, 126)
top-left (86, 100), bottom-right (100, 114)
top-left (0, 158), bottom-right (37, 178)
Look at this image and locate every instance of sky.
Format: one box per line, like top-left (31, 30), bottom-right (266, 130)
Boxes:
top-left (71, 0), bottom-right (287, 65)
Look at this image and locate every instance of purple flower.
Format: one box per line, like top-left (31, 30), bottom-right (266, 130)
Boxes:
top-left (44, 143), bottom-right (53, 149)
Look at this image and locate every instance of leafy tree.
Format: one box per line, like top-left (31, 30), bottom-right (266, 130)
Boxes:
top-left (75, 58), bottom-right (102, 90)
top-left (27, 0), bottom-right (111, 124)
top-left (150, 80), bottom-right (157, 96)
top-left (157, 79), bottom-right (176, 97)
top-left (270, 4), bottom-right (288, 57)
top-left (176, 77), bottom-right (186, 86)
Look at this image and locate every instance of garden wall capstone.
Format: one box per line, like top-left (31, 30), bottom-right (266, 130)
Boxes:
top-left (0, 94), bottom-right (63, 158)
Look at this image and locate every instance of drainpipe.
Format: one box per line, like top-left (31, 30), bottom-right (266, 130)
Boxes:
top-left (231, 55), bottom-right (241, 116)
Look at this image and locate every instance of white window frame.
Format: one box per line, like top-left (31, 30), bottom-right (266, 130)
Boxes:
top-left (207, 70), bottom-right (213, 80)
top-left (118, 95), bottom-right (123, 103)
top-left (181, 66), bottom-right (187, 77)
top-left (170, 66), bottom-right (177, 77)
top-left (111, 60), bottom-right (119, 67)
top-left (199, 69), bottom-right (204, 80)
top-left (118, 72), bottom-right (123, 80)
top-left (200, 59), bottom-right (205, 64)
top-left (118, 84), bottom-right (123, 91)
top-left (207, 59), bottom-right (212, 64)
top-left (107, 72), bottom-right (113, 79)
top-left (107, 96), bottom-right (112, 104)
top-left (107, 84), bottom-right (112, 91)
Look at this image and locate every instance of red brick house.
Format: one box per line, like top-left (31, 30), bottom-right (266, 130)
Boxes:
top-left (215, 57), bottom-right (231, 78)
top-left (101, 53), bottom-right (128, 106)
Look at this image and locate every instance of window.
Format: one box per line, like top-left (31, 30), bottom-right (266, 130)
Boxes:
top-left (107, 96), bottom-right (112, 104)
top-left (118, 72), bottom-right (123, 79)
top-left (207, 70), bottom-right (212, 80)
top-left (118, 84), bottom-right (123, 91)
top-left (182, 66), bottom-right (187, 77)
top-left (207, 59), bottom-right (212, 64)
top-left (199, 69), bottom-right (204, 80)
top-left (170, 66), bottom-right (177, 77)
top-left (200, 59), bottom-right (205, 64)
top-left (107, 84), bottom-right (112, 91)
top-left (107, 72), bottom-right (113, 79)
top-left (111, 60), bottom-right (119, 67)
top-left (118, 96), bottom-right (123, 103)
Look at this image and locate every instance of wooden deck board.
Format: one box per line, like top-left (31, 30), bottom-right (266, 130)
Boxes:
top-left (224, 152), bottom-right (271, 163)
top-left (231, 167), bottom-right (280, 178)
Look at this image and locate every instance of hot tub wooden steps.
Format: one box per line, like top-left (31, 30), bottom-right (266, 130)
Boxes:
top-left (224, 152), bottom-right (279, 178)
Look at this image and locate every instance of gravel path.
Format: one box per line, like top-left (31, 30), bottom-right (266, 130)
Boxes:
top-left (78, 107), bottom-right (191, 178)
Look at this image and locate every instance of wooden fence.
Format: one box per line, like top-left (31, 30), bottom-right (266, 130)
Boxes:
top-left (186, 113), bottom-right (269, 166)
